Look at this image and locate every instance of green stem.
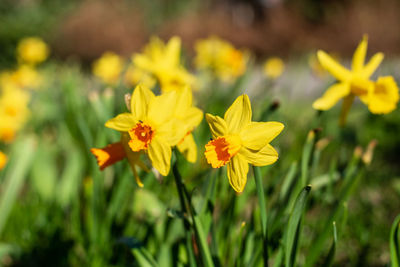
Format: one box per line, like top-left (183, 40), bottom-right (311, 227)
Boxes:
top-left (172, 162), bottom-right (197, 267)
top-left (173, 159), bottom-right (215, 267)
top-left (253, 166), bottom-right (269, 267)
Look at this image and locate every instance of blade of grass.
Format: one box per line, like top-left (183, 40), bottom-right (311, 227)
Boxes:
top-left (0, 136), bottom-right (35, 236)
top-left (253, 166), bottom-right (269, 267)
top-left (390, 214), bottom-right (400, 267)
top-left (285, 185), bottom-right (312, 267)
top-left (321, 222), bottom-right (337, 267)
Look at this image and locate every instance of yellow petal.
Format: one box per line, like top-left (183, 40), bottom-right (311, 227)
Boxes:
top-left (241, 121), bottom-right (284, 150)
top-left (317, 50), bottom-right (351, 81)
top-left (227, 154), bottom-right (249, 193)
top-left (105, 113), bottom-right (136, 131)
top-left (239, 144), bottom-right (278, 166)
top-left (0, 151), bottom-right (7, 170)
top-left (177, 134), bottom-right (197, 163)
top-left (157, 118), bottom-right (187, 146)
top-left (175, 86), bottom-right (192, 114)
top-left (182, 107), bottom-right (203, 129)
top-left (352, 36), bottom-right (368, 72)
top-left (224, 94), bottom-right (252, 133)
top-left (205, 114), bottom-right (228, 139)
top-left (362, 52), bottom-right (384, 78)
top-left (166, 36), bottom-right (181, 66)
top-left (131, 84), bottom-right (155, 119)
top-left (148, 90), bottom-right (176, 125)
top-left (133, 54), bottom-right (154, 73)
top-left (367, 76), bottom-right (399, 114)
top-left (148, 137), bottom-right (172, 176)
top-left (312, 82), bottom-right (351, 110)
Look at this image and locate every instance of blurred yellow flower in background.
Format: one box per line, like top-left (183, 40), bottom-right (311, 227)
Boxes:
top-left (0, 86), bottom-right (30, 142)
top-left (133, 36), bottom-right (196, 92)
top-left (204, 95), bottom-right (284, 193)
top-left (10, 65), bottom-right (42, 89)
top-left (124, 64), bottom-right (156, 89)
top-left (17, 37), bottom-right (49, 66)
top-left (195, 36), bottom-right (248, 82)
top-left (0, 151), bottom-right (7, 170)
top-left (263, 57), bottom-right (285, 79)
top-left (105, 85), bottom-right (187, 176)
top-left (313, 35), bottom-right (399, 123)
top-left (93, 52), bottom-right (124, 85)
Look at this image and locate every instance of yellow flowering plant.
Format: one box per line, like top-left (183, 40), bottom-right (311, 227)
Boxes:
top-left (0, 86), bottom-right (30, 143)
top-left (0, 151), bottom-right (7, 170)
top-left (195, 36), bottom-right (248, 82)
top-left (313, 36), bottom-right (399, 123)
top-left (204, 94), bottom-right (284, 193)
top-left (103, 84), bottom-right (199, 177)
top-left (91, 84), bottom-right (203, 184)
top-left (263, 57), bottom-right (285, 79)
top-left (93, 52), bottom-right (124, 85)
top-left (17, 37), bottom-right (49, 66)
top-left (133, 37), bottom-right (196, 92)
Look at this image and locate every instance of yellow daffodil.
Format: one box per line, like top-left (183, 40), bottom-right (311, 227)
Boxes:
top-left (91, 133), bottom-right (149, 187)
top-left (263, 57), bottom-right (285, 79)
top-left (313, 36), bottom-right (399, 122)
top-left (11, 65), bottom-right (42, 89)
top-left (0, 87), bottom-right (30, 142)
top-left (17, 37), bottom-right (49, 66)
top-left (105, 84), bottom-right (186, 176)
top-left (133, 36), bottom-right (196, 92)
top-left (0, 151), bottom-right (7, 170)
top-left (204, 95), bottom-right (284, 193)
top-left (93, 52), bottom-right (124, 85)
top-left (195, 36), bottom-right (248, 82)
top-left (173, 86), bottom-right (203, 163)
top-left (124, 64), bottom-right (156, 89)
top-left (1, 66), bottom-right (41, 90)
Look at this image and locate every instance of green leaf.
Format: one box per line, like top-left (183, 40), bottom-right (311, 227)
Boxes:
top-left (279, 162), bottom-right (298, 202)
top-left (390, 214), bottom-right (400, 267)
top-left (132, 247), bottom-right (159, 267)
top-left (0, 137), bottom-right (35, 236)
top-left (56, 147), bottom-right (83, 207)
top-left (193, 215), bottom-right (215, 267)
top-left (285, 185), bottom-right (312, 267)
top-left (321, 222), bottom-right (337, 267)
top-left (30, 145), bottom-right (57, 201)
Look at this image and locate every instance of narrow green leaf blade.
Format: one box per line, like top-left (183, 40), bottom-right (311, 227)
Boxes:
top-left (390, 214), bottom-right (400, 267)
top-left (285, 185), bottom-right (312, 267)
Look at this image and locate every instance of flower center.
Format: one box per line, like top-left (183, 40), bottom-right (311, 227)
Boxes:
top-left (128, 121), bottom-right (155, 152)
top-left (350, 76), bottom-right (372, 96)
top-left (204, 135), bottom-right (242, 168)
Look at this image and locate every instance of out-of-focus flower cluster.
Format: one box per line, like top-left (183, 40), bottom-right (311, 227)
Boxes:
top-left (194, 36), bottom-right (249, 82)
top-left (0, 37), bottom-right (49, 170)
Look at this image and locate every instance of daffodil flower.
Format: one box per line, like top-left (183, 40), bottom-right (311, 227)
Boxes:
top-left (105, 85), bottom-right (186, 176)
top-left (204, 95), bottom-right (284, 193)
top-left (263, 57), bottom-right (285, 79)
top-left (92, 52), bottom-right (124, 85)
top-left (17, 37), bottom-right (49, 66)
top-left (173, 86), bottom-right (203, 163)
top-left (0, 151), bottom-right (7, 170)
top-left (91, 133), bottom-right (149, 187)
top-left (0, 86), bottom-right (30, 142)
top-left (313, 36), bottom-right (399, 123)
top-left (133, 36), bottom-right (196, 92)
top-left (194, 36), bottom-right (248, 82)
